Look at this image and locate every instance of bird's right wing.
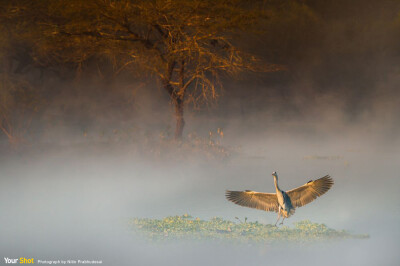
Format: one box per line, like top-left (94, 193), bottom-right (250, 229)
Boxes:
top-left (225, 190), bottom-right (279, 212)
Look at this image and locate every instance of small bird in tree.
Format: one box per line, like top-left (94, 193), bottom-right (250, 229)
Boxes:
top-left (226, 172), bottom-right (334, 226)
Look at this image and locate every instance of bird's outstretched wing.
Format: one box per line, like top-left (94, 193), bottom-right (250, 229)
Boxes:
top-left (286, 175), bottom-right (334, 208)
top-left (225, 190), bottom-right (279, 212)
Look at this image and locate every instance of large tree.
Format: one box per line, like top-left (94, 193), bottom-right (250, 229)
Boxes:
top-left (26, 0), bottom-right (282, 139)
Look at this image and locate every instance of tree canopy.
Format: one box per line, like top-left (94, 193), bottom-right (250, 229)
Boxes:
top-left (23, 0), bottom-right (283, 139)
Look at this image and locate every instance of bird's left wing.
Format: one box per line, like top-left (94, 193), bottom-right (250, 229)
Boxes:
top-left (225, 190), bottom-right (279, 212)
top-left (286, 175), bottom-right (334, 208)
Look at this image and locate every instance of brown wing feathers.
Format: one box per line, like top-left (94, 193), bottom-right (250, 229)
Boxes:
top-left (286, 175), bottom-right (334, 208)
top-left (225, 190), bottom-right (279, 212)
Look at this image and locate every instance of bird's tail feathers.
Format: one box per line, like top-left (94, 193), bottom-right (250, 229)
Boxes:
top-left (282, 208), bottom-right (295, 218)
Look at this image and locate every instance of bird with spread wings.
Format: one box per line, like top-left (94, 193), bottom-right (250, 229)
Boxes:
top-left (226, 172), bottom-right (334, 225)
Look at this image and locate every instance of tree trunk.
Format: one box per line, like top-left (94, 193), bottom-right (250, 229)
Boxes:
top-left (174, 97), bottom-right (185, 140)
top-left (161, 60), bottom-right (186, 140)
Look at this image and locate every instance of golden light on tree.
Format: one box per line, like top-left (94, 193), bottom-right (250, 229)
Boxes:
top-left (30, 0), bottom-right (283, 139)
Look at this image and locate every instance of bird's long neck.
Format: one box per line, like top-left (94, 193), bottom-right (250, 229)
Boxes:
top-left (274, 176), bottom-right (281, 192)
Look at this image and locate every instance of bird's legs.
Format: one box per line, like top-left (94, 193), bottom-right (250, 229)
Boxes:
top-left (274, 213), bottom-right (281, 226)
top-left (279, 217), bottom-right (285, 225)
top-left (274, 206), bottom-right (281, 226)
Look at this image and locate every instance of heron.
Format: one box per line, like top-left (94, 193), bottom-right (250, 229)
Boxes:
top-left (225, 172), bottom-right (334, 226)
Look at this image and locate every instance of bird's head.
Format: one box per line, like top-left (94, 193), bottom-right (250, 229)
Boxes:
top-left (272, 171), bottom-right (278, 179)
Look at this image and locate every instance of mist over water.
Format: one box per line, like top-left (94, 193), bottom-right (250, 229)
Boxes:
top-left (1, 128), bottom-right (399, 265)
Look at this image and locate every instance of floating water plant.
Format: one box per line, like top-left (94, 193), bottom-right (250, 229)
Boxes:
top-left (129, 215), bottom-right (368, 243)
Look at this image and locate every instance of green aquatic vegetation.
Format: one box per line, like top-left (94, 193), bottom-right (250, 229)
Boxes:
top-left (129, 215), bottom-right (369, 243)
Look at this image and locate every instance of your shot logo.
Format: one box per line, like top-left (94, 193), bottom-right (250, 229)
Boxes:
top-left (4, 257), bottom-right (34, 264)
top-left (4, 258), bottom-right (103, 265)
